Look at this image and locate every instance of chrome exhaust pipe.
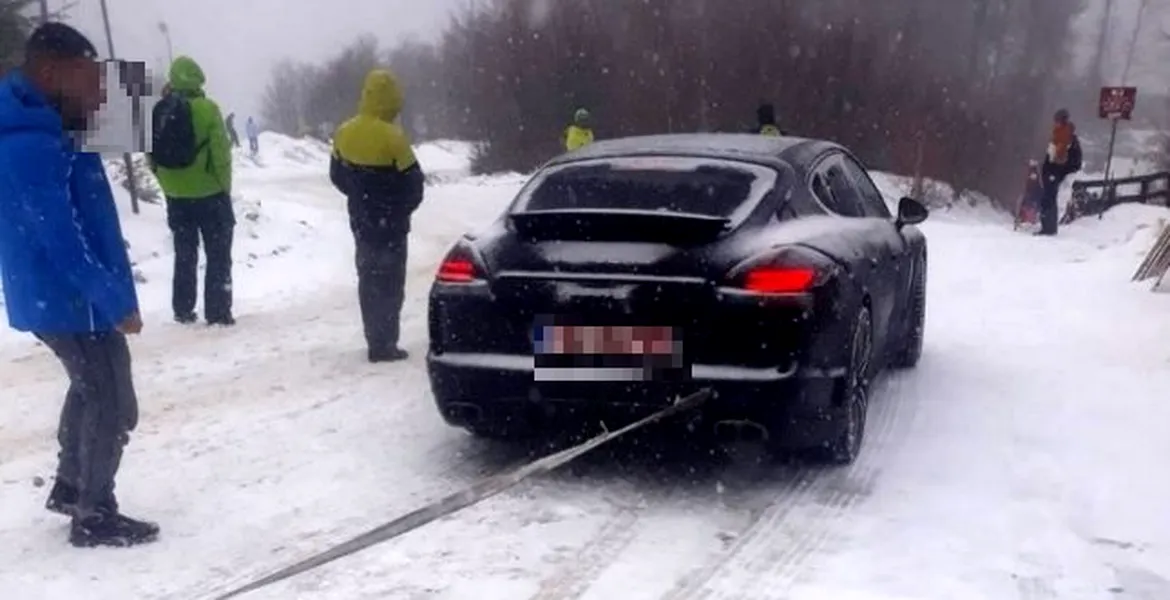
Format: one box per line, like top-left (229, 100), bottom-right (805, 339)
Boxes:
top-left (713, 419), bottom-right (770, 443)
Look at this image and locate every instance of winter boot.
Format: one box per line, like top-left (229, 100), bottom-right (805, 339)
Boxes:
top-left (46, 480), bottom-right (119, 517)
top-left (70, 510), bottom-right (159, 548)
top-left (368, 347), bottom-right (409, 363)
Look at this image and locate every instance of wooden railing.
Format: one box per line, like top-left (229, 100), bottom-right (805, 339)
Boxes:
top-left (1061, 171), bottom-right (1170, 224)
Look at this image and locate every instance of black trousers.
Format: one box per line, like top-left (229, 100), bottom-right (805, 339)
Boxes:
top-left (37, 332), bottom-right (137, 517)
top-left (355, 236), bottom-right (408, 353)
top-left (1039, 165), bottom-right (1066, 235)
top-left (167, 194), bottom-right (235, 322)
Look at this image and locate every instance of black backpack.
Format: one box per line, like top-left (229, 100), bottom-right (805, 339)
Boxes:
top-left (151, 94), bottom-right (203, 169)
top-left (1066, 135), bottom-right (1083, 174)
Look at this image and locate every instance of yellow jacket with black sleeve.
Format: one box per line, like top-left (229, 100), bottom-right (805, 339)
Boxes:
top-left (564, 124), bottom-right (594, 152)
top-left (330, 69), bottom-right (425, 244)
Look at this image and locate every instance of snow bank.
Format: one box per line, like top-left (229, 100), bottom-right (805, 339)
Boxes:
top-left (1054, 138), bottom-right (1170, 260)
top-left (1059, 203), bottom-right (1168, 254)
top-left (233, 132), bottom-right (332, 177)
top-left (107, 134), bottom-right (476, 190)
top-left (109, 184), bottom-right (322, 296)
top-left (871, 172), bottom-right (1010, 225)
top-left (416, 139), bottom-right (477, 182)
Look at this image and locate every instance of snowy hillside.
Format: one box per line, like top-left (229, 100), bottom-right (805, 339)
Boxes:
top-left (2, 135), bottom-right (1170, 599)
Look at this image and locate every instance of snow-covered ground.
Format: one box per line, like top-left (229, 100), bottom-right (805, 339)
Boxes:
top-left (2, 136), bottom-right (1170, 600)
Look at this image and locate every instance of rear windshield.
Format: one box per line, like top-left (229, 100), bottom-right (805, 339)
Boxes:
top-left (511, 156), bottom-right (779, 222)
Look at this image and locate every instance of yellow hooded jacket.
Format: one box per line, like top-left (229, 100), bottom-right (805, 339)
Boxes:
top-left (564, 124), bottom-right (594, 152)
top-left (330, 70), bottom-right (425, 242)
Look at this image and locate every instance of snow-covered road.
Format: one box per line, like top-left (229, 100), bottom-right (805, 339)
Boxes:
top-left (2, 139), bottom-right (1169, 600)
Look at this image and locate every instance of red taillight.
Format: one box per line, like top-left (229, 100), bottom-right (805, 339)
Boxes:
top-left (741, 267), bottom-right (817, 294)
top-left (436, 257), bottom-right (479, 283)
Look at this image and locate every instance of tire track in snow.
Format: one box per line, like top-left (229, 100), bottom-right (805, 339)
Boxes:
top-left (529, 506), bottom-right (644, 600)
top-left (662, 371), bottom-right (919, 599)
top-left (0, 208), bottom-right (473, 460)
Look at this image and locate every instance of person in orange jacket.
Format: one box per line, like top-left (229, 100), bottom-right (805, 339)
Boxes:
top-left (1048, 108), bottom-right (1076, 166)
top-left (1038, 109), bottom-right (1082, 236)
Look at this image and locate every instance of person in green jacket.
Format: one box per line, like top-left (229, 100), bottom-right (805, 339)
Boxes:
top-left (150, 56), bottom-right (235, 326)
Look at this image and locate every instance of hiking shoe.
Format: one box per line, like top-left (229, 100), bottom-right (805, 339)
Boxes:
top-left (175, 313), bottom-right (198, 324)
top-left (368, 348), bottom-right (409, 363)
top-left (70, 511), bottom-right (159, 548)
top-left (207, 316), bottom-right (236, 327)
top-left (46, 480), bottom-right (119, 517)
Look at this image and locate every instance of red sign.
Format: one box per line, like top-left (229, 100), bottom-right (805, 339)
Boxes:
top-left (1099, 87), bottom-right (1138, 120)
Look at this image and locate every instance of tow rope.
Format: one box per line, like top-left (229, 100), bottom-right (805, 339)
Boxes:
top-left (210, 387), bottom-right (713, 600)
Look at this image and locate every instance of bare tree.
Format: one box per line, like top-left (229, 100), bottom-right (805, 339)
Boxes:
top-left (269, 0), bottom-right (1085, 204)
top-left (0, 0), bottom-right (37, 72)
top-left (1092, 0), bottom-right (1117, 88)
top-left (260, 60), bottom-right (317, 136)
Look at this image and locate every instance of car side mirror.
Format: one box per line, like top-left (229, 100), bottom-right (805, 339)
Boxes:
top-left (896, 197), bottom-right (929, 229)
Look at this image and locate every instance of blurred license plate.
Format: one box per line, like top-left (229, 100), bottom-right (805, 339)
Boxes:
top-left (534, 325), bottom-right (678, 355)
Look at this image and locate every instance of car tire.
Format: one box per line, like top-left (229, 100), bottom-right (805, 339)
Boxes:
top-left (891, 255), bottom-right (926, 369)
top-left (820, 305), bottom-right (873, 465)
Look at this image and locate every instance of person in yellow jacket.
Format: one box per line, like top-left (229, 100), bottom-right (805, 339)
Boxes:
top-left (563, 108), bottom-right (594, 152)
top-left (330, 69), bottom-right (425, 363)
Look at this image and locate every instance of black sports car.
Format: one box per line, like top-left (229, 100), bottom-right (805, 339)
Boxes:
top-left (426, 134), bottom-right (928, 464)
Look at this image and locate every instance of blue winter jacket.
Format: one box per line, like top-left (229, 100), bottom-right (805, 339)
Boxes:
top-left (0, 70), bottom-right (138, 334)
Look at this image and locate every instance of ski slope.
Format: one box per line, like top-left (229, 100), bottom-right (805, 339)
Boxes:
top-left (1, 137), bottom-right (1170, 600)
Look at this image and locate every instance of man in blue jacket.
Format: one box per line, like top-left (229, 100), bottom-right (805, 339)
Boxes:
top-left (0, 23), bottom-right (158, 547)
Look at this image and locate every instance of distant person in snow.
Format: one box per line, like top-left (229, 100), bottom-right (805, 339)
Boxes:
top-left (246, 116), bottom-right (260, 156)
top-left (563, 108), bottom-right (594, 152)
top-left (150, 55), bottom-right (236, 326)
top-left (0, 23), bottom-right (159, 548)
top-left (1037, 108), bottom-right (1082, 236)
top-left (224, 112), bottom-right (240, 148)
top-left (754, 103), bottom-right (785, 136)
top-left (330, 69), bottom-right (425, 363)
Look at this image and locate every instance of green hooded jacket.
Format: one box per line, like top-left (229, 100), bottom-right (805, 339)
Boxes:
top-left (152, 56), bottom-right (232, 199)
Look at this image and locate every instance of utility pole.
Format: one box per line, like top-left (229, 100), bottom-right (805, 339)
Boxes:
top-left (158, 21), bottom-right (173, 64)
top-left (1121, 0), bottom-right (1149, 85)
top-left (38, 0), bottom-right (49, 23)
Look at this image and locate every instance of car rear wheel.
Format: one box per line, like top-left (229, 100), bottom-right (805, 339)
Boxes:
top-left (891, 256), bottom-right (926, 369)
top-left (820, 306), bottom-right (872, 465)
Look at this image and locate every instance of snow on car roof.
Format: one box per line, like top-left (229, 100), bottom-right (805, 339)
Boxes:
top-left (547, 133), bottom-right (836, 170)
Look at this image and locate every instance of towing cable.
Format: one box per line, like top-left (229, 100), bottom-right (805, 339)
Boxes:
top-left (210, 388), bottom-right (714, 600)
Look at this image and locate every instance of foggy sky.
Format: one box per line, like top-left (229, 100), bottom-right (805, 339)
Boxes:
top-left (65, 0), bottom-right (458, 121)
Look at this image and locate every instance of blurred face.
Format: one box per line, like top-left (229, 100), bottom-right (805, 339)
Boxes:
top-left (1053, 111), bottom-right (1068, 125)
top-left (50, 57), bottom-right (106, 127)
